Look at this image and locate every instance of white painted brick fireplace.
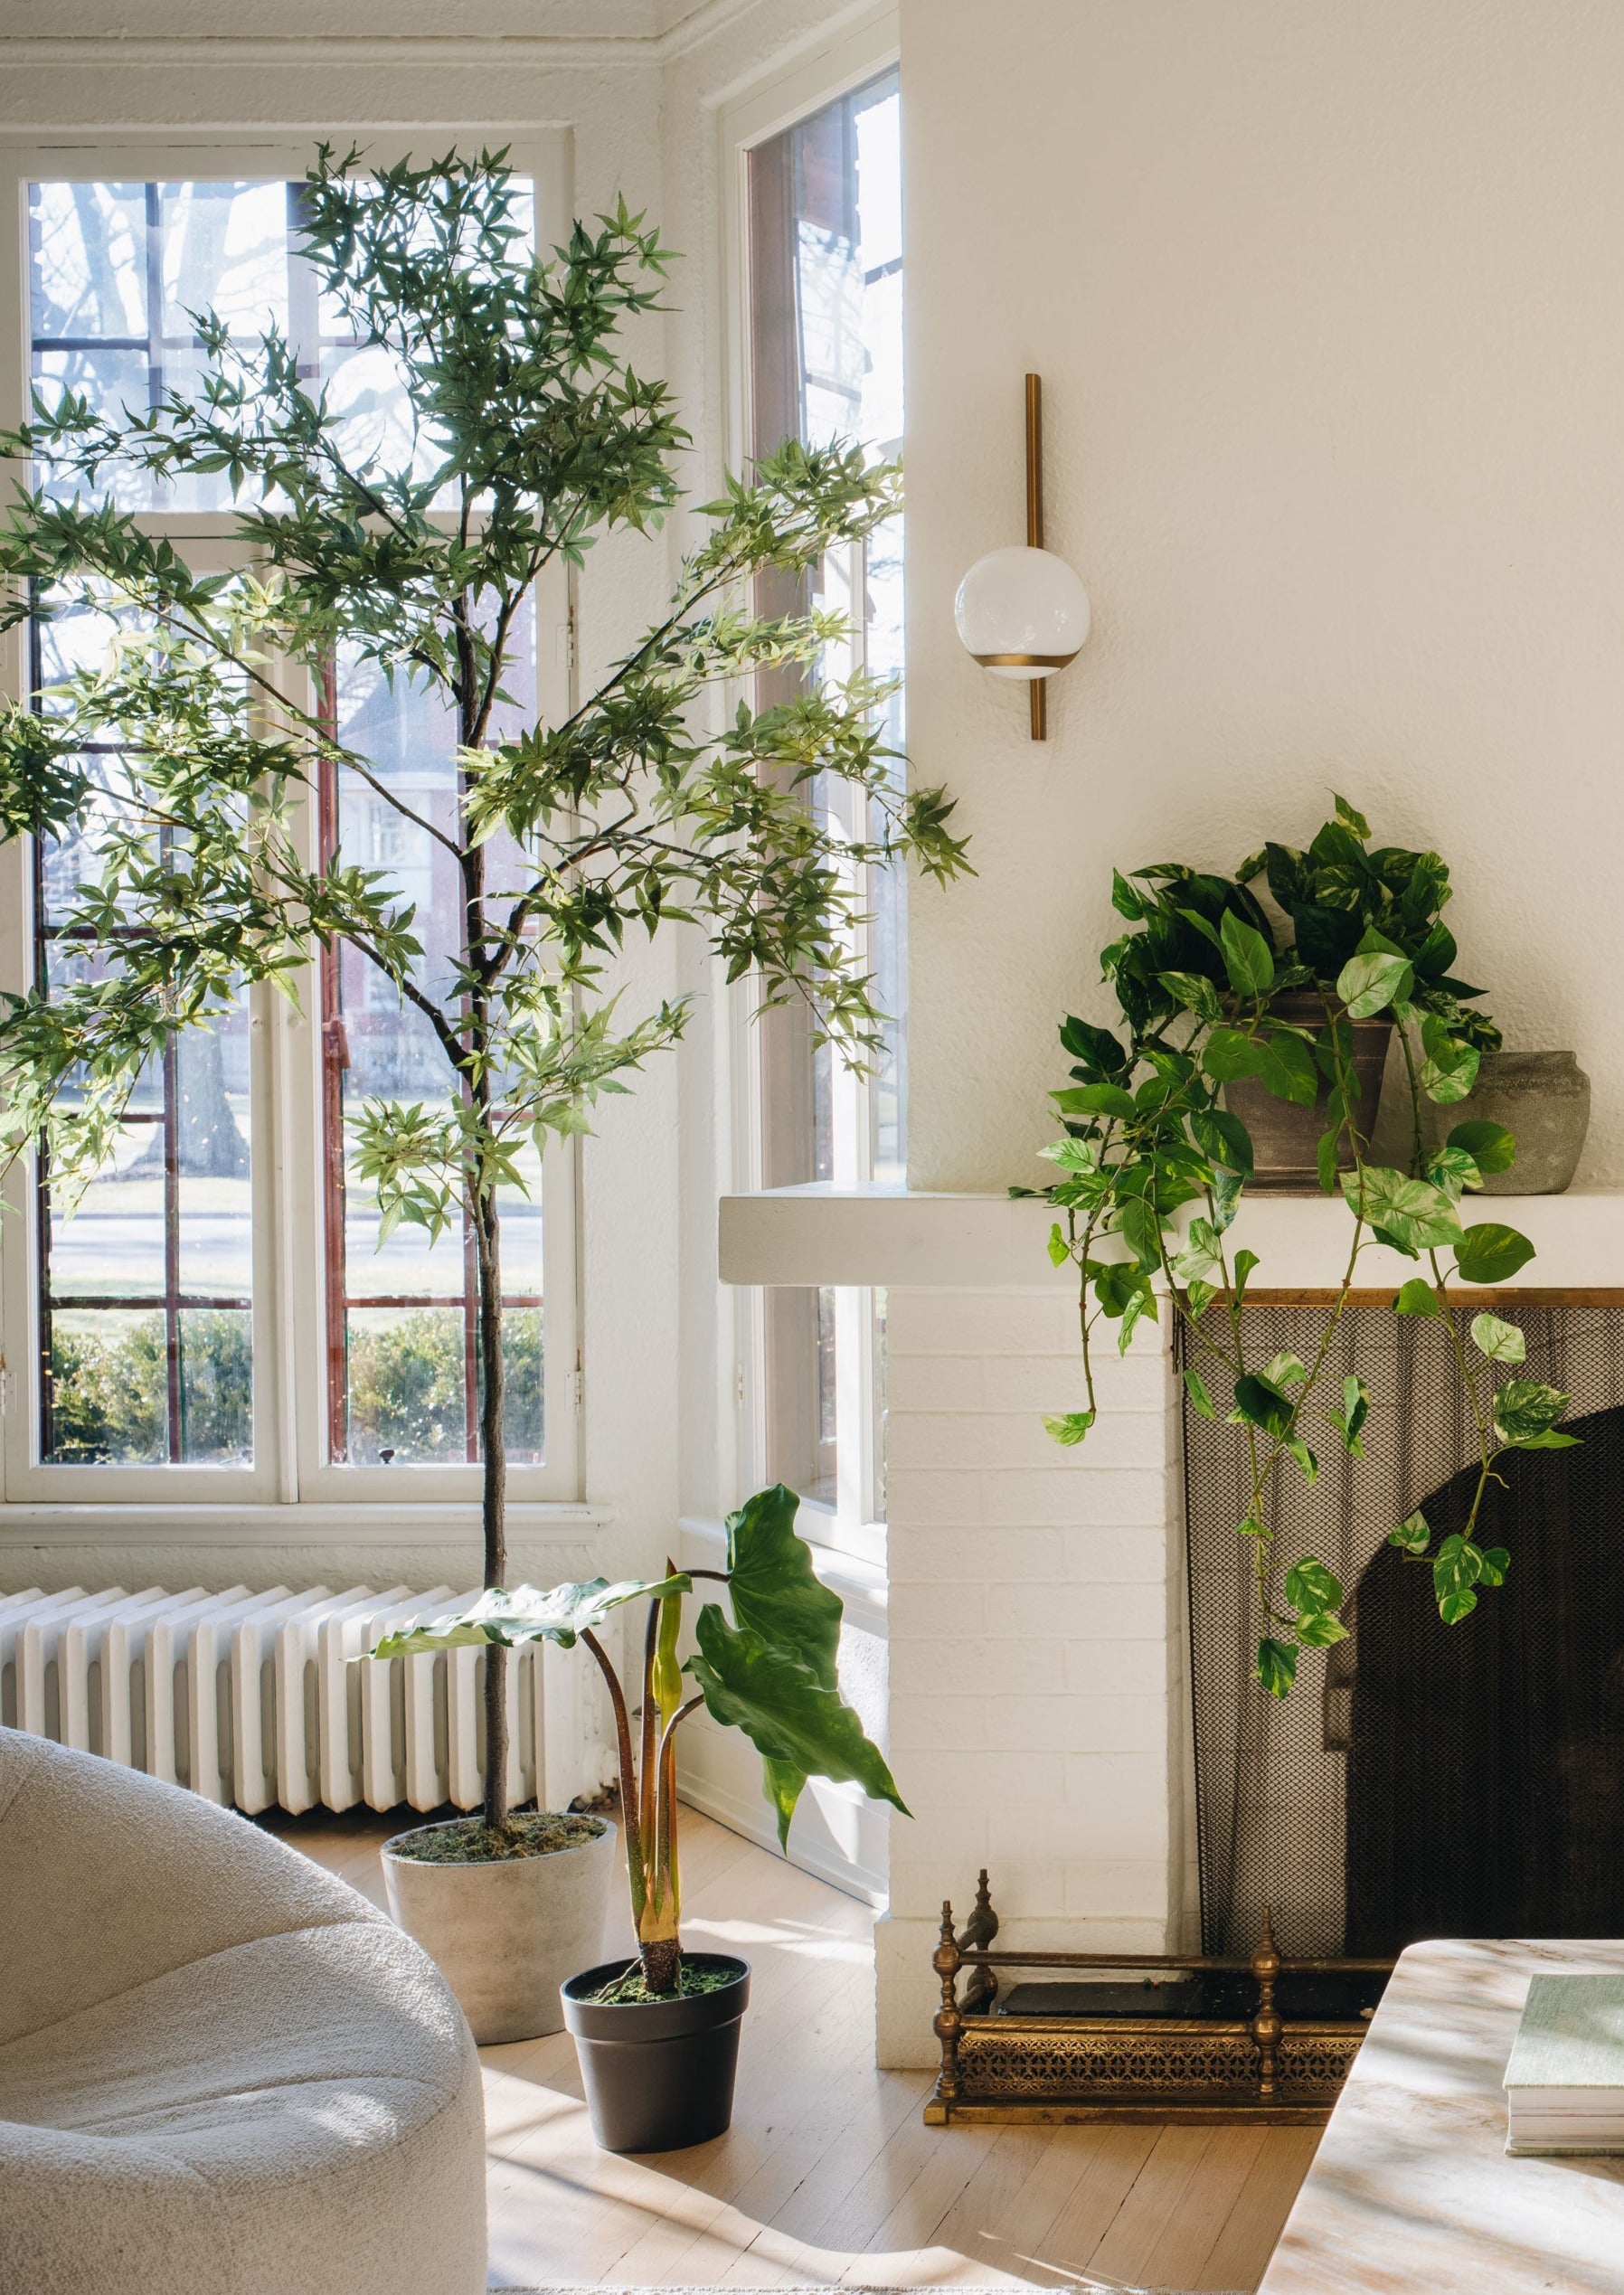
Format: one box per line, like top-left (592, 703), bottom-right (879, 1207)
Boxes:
top-left (720, 1184), bottom-right (1621, 2068)
top-left (879, 1285), bottom-right (1190, 2066)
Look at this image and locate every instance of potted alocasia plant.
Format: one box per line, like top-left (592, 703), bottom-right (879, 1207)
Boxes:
top-left (373, 1483), bottom-right (907, 2152)
top-left (0, 146), bottom-right (962, 2047)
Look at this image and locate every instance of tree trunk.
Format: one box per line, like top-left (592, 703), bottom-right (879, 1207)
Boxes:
top-left (474, 1183), bottom-right (509, 1835)
top-left (126, 1025), bottom-right (250, 1179)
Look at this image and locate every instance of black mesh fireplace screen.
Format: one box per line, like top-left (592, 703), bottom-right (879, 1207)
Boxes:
top-left (1181, 1305), bottom-right (1624, 1960)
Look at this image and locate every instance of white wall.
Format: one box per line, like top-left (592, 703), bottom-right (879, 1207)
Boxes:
top-left (903, 0), bottom-right (1624, 1195)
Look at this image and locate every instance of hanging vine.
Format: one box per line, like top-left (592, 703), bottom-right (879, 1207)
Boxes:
top-left (1025, 796), bottom-right (1576, 1697)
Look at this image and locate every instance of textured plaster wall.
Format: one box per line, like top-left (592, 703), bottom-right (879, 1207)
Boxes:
top-left (903, 0), bottom-right (1624, 1194)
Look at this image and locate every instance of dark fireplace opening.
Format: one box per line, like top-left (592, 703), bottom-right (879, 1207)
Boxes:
top-left (1182, 1306), bottom-right (1624, 1961)
top-left (1345, 1400), bottom-right (1624, 1954)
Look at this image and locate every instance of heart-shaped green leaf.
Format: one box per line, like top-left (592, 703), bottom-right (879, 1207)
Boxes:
top-left (1342, 1166), bottom-right (1462, 1252)
top-left (1453, 1222), bottom-right (1535, 1285)
top-left (1203, 1026), bottom-right (1266, 1082)
top-left (1253, 1029), bottom-right (1320, 1108)
top-left (1286, 1557), bottom-right (1344, 1612)
top-left (1394, 1277), bottom-right (1440, 1318)
top-left (1190, 1108), bottom-right (1254, 1176)
top-left (1492, 1378), bottom-right (1569, 1445)
top-left (1221, 911), bottom-right (1276, 1001)
top-left (1257, 1639), bottom-right (1298, 1696)
top-left (1158, 968), bottom-right (1223, 1023)
top-left (1471, 1312), bottom-right (1525, 1365)
top-left (1053, 1081), bottom-right (1138, 1121)
top-left (1336, 949), bottom-right (1413, 1018)
top-left (1389, 1509), bottom-right (1431, 1554)
top-left (1448, 1118), bottom-right (1515, 1175)
top-left (1232, 1373), bottom-right (1295, 1440)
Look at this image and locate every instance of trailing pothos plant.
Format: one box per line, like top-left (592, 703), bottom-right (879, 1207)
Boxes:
top-left (1024, 796), bottom-right (1575, 1700)
top-left (373, 1483), bottom-right (907, 1996)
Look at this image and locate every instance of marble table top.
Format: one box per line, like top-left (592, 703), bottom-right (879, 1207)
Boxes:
top-left (1259, 1939), bottom-right (1624, 2294)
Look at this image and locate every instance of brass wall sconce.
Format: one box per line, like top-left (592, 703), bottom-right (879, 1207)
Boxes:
top-left (953, 373), bottom-right (1091, 741)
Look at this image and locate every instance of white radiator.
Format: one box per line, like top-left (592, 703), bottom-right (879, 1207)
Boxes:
top-left (0, 1582), bottom-right (611, 1818)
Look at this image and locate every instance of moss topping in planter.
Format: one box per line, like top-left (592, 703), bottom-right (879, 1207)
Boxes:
top-left (589, 1961), bottom-right (741, 2006)
top-left (388, 1811), bottom-right (606, 1865)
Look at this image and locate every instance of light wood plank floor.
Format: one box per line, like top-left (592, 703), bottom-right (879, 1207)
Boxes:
top-left (268, 1804), bottom-right (1314, 2292)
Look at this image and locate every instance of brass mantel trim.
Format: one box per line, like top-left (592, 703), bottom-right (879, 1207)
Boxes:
top-left (1245, 1288), bottom-right (1624, 1308)
top-left (924, 2097), bottom-right (1336, 2127)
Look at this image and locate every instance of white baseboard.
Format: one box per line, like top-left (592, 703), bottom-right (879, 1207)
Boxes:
top-left (678, 1773), bottom-right (886, 1908)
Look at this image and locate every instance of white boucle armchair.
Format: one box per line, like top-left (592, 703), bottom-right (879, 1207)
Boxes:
top-left (0, 1726), bottom-right (486, 2295)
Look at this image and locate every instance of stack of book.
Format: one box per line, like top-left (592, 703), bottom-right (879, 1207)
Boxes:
top-left (1504, 1973), bottom-right (1624, 2156)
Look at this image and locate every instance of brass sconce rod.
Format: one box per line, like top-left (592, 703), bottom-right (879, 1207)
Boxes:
top-left (1025, 372), bottom-right (1045, 742)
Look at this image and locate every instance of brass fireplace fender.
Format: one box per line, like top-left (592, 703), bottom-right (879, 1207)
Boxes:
top-left (924, 1876), bottom-right (1393, 2128)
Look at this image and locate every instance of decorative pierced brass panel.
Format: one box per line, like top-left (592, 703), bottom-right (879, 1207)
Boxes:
top-left (1276, 2031), bottom-right (1363, 2091)
top-left (949, 2016), bottom-right (1359, 2111)
top-left (958, 2019), bottom-right (1257, 2097)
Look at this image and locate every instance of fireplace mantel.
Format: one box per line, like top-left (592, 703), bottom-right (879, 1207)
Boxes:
top-left (719, 1183), bottom-right (1624, 1296)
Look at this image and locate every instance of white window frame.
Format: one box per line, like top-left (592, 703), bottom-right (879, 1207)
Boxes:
top-left (0, 130), bottom-right (582, 1507)
top-left (717, 13), bottom-right (900, 1568)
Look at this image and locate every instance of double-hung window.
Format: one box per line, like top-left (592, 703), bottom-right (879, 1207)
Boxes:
top-left (741, 66), bottom-right (903, 1561)
top-left (0, 143), bottom-right (579, 1506)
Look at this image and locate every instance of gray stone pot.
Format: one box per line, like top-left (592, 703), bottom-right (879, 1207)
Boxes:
top-left (1222, 996), bottom-right (1393, 1192)
top-left (1423, 1051), bottom-right (1591, 1195)
top-left (382, 1816), bottom-right (617, 2045)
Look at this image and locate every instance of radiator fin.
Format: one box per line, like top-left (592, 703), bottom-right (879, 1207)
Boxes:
top-left (0, 1584), bottom-right (612, 1818)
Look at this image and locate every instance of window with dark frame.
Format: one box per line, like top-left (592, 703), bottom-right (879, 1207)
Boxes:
top-left (316, 634), bottom-right (547, 1468)
top-left (22, 166), bottom-right (550, 1477)
top-left (31, 609), bottom-right (256, 1467)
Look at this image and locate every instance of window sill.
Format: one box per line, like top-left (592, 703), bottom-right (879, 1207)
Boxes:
top-left (677, 1513), bottom-right (888, 1639)
top-left (0, 1499), bottom-right (612, 1547)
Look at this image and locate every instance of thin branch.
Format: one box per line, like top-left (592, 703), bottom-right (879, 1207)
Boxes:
top-left (138, 590), bottom-right (465, 862)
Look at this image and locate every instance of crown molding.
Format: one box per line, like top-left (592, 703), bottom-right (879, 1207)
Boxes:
top-left (0, 0), bottom-right (767, 71)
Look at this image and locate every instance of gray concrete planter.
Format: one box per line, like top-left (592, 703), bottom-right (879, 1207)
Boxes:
top-left (1223, 995), bottom-right (1392, 1191)
top-left (1423, 1050), bottom-right (1591, 1194)
top-left (382, 1816), bottom-right (617, 2045)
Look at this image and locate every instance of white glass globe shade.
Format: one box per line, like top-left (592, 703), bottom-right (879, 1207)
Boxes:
top-left (953, 545), bottom-right (1091, 680)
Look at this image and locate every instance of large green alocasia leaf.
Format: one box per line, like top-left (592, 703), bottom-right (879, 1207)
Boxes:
top-left (369, 1573), bottom-right (691, 1658)
top-left (725, 1483), bottom-right (845, 1687)
top-left (687, 1604), bottom-right (909, 1848)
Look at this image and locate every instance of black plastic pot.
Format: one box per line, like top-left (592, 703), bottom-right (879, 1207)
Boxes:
top-left (561, 1953), bottom-right (751, 2152)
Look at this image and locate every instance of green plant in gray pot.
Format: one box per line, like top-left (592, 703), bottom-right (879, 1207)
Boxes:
top-left (1025, 796), bottom-right (1574, 1707)
top-left (1422, 1050), bottom-right (1591, 1194)
top-left (373, 1483), bottom-right (907, 2151)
